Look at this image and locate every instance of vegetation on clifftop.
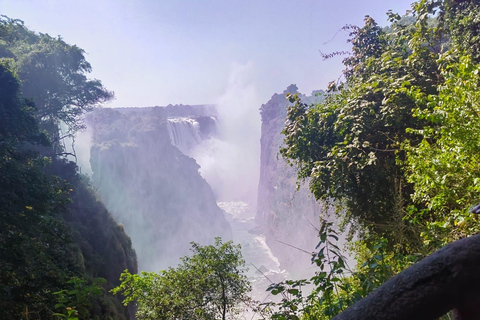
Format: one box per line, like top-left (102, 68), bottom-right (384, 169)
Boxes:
top-left (268, 0), bottom-right (480, 318)
top-left (0, 17), bottom-right (136, 319)
top-left (113, 238), bottom-right (252, 320)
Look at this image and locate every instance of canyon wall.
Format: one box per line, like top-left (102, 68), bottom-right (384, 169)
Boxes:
top-left (256, 85), bottom-right (326, 273)
top-left (86, 106), bottom-right (231, 271)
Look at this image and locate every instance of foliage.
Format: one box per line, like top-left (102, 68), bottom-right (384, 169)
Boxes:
top-left (440, 0), bottom-right (480, 63)
top-left (262, 222), bottom-right (419, 320)
top-left (278, 0), bottom-right (480, 318)
top-left (0, 58), bottom-right (45, 145)
top-left (281, 0), bottom-right (480, 251)
top-left (401, 0), bottom-right (480, 247)
top-left (405, 56), bottom-right (480, 246)
top-left (113, 238), bottom-right (252, 320)
top-left (0, 15), bottom-right (113, 152)
top-left (262, 221), bottom-right (350, 320)
top-left (0, 36), bottom-right (135, 320)
top-left (281, 14), bottom-right (432, 249)
top-left (0, 60), bottom-right (83, 319)
top-left (53, 277), bottom-right (106, 320)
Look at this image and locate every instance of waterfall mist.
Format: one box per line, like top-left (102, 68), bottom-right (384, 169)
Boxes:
top-left (74, 124), bottom-right (94, 176)
top-left (72, 69), bottom-right (337, 310)
top-left (77, 107), bottom-right (232, 272)
top-left (192, 61), bottom-right (262, 206)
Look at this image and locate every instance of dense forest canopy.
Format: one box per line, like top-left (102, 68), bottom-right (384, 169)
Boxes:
top-left (282, 0), bottom-right (480, 250)
top-left (0, 16), bottom-right (136, 320)
top-left (268, 0), bottom-right (480, 318)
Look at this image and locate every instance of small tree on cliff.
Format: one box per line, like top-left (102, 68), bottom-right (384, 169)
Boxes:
top-left (112, 238), bottom-right (252, 320)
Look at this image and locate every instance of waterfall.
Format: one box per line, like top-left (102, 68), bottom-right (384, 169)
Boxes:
top-left (166, 117), bottom-right (202, 154)
top-left (86, 108), bottom-right (231, 272)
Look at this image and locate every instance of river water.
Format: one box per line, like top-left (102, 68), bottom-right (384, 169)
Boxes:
top-left (218, 201), bottom-right (289, 307)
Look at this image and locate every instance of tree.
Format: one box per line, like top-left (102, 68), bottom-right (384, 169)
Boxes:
top-left (0, 60), bottom-right (83, 319)
top-left (272, 0), bottom-right (480, 318)
top-left (281, 0), bottom-right (480, 252)
top-left (281, 13), bottom-right (436, 250)
top-left (0, 47), bottom-right (136, 320)
top-left (331, 233), bottom-right (480, 320)
top-left (402, 0), bottom-right (480, 247)
top-left (0, 15), bottom-right (113, 153)
top-left (112, 238), bottom-right (252, 320)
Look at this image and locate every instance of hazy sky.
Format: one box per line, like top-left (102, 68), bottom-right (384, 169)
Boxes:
top-left (2, 0), bottom-right (413, 107)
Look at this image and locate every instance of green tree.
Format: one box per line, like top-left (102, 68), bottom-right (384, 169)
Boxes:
top-left (0, 15), bottom-right (113, 153)
top-left (399, 0), bottom-right (480, 247)
top-left (405, 55), bottom-right (480, 246)
top-left (112, 238), bottom-right (252, 320)
top-left (53, 277), bottom-right (106, 320)
top-left (275, 0), bottom-right (480, 318)
top-left (281, 13), bottom-right (436, 250)
top-left (280, 0), bottom-right (480, 252)
top-left (262, 221), bottom-right (418, 320)
top-left (0, 48), bottom-right (135, 320)
top-left (0, 59), bottom-right (83, 319)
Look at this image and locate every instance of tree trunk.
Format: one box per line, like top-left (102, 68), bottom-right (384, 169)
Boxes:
top-left (331, 233), bottom-right (480, 320)
top-left (221, 277), bottom-right (227, 320)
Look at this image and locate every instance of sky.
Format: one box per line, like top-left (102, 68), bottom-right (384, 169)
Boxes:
top-left (1, 0), bottom-right (414, 107)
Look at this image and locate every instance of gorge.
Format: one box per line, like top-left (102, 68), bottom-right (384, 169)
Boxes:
top-left (3, 2), bottom-right (476, 317)
top-left (85, 106), bottom-right (230, 271)
top-left (80, 85), bottom-right (330, 297)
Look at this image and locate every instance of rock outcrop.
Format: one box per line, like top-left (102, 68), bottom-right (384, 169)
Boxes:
top-left (256, 85), bottom-right (326, 273)
top-left (87, 106), bottom-right (231, 271)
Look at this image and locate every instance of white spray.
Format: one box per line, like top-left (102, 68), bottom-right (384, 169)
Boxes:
top-left (193, 61), bottom-right (262, 205)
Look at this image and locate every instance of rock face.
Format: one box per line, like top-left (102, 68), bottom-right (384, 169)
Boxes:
top-left (256, 85), bottom-right (325, 272)
top-left (87, 106), bottom-right (231, 271)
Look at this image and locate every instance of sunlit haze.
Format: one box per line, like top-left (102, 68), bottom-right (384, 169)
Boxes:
top-left (2, 0), bottom-right (413, 107)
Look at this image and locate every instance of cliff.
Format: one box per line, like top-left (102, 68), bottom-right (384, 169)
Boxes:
top-left (87, 107), bottom-right (231, 271)
top-left (51, 160), bottom-right (138, 319)
top-left (256, 85), bottom-right (326, 272)
top-left (0, 63), bottom-right (136, 320)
